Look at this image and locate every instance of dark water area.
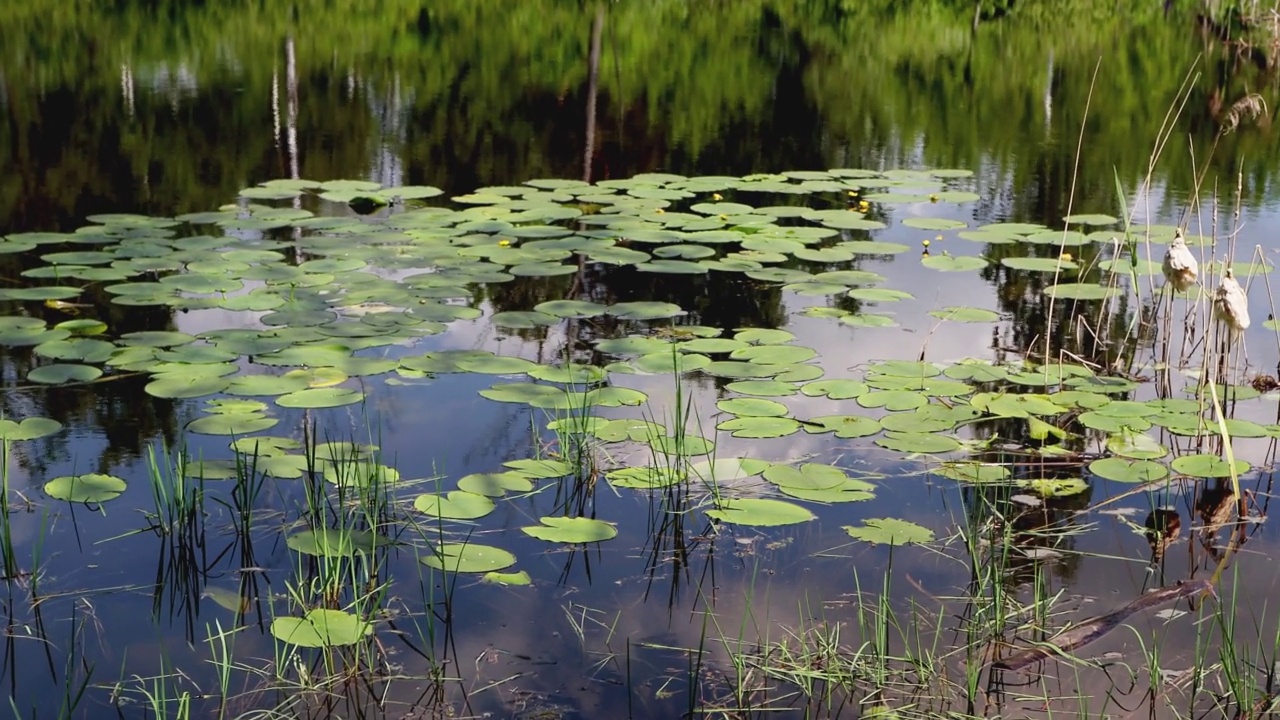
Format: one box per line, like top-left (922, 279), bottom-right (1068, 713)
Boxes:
top-left (1, 2), bottom-right (1280, 719)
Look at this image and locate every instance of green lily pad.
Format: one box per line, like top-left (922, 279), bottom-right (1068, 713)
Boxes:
top-left (421, 543), bottom-right (517, 573)
top-left (458, 471), bottom-right (535, 497)
top-left (1063, 213), bottom-right (1118, 225)
top-left (729, 345), bottom-right (816, 365)
top-left (145, 376), bottom-right (231, 399)
top-left (271, 609), bottom-right (371, 648)
top-left (1021, 477), bottom-right (1090, 497)
top-left (44, 473), bottom-right (127, 503)
top-left (858, 391), bottom-right (927, 411)
top-left (521, 516), bottom-right (617, 543)
top-left (286, 528), bottom-right (388, 557)
top-left (725, 380), bottom-right (798, 397)
top-left (1105, 432), bottom-right (1167, 460)
top-left (1044, 283), bottom-right (1119, 300)
top-left (935, 463), bottom-right (1011, 484)
top-left (503, 459), bottom-right (572, 478)
top-left (609, 302), bottom-right (685, 320)
top-left (413, 491), bottom-right (496, 520)
top-left (999, 257), bottom-right (1079, 272)
top-left (801, 379), bottom-right (868, 399)
top-left (606, 466), bottom-right (684, 489)
top-left (803, 414), bottom-right (881, 438)
top-left (186, 413), bottom-right (279, 436)
top-left (533, 300), bottom-right (609, 318)
top-left (717, 417), bottom-right (802, 438)
top-left (903, 218), bottom-right (967, 231)
top-left (874, 431), bottom-right (960, 453)
top-left (717, 398), bottom-right (789, 418)
top-left (763, 463), bottom-right (848, 490)
top-left (119, 331), bottom-right (197, 348)
top-left (922, 255), bottom-right (987, 272)
top-left (929, 306), bottom-right (1000, 323)
top-left (1089, 458), bottom-right (1169, 483)
top-left (844, 518), bottom-right (933, 545)
top-left (27, 364), bottom-right (102, 385)
top-left (1170, 454), bottom-right (1250, 478)
top-left (733, 328), bottom-right (796, 345)
top-left (456, 355), bottom-right (539, 375)
top-left (705, 498), bottom-right (815, 527)
top-left (482, 571), bottom-right (532, 586)
top-left (276, 388), bottom-right (364, 409)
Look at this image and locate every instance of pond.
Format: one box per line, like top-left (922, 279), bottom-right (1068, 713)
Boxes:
top-left (3, 1), bottom-right (1280, 718)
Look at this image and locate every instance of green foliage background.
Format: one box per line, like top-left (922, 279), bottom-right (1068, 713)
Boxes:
top-left (1, 0), bottom-right (1276, 231)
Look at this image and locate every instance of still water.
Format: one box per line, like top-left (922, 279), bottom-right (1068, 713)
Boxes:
top-left (2, 2), bottom-right (1280, 718)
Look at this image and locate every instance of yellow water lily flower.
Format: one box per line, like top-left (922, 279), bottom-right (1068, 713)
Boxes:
top-left (922, 239), bottom-right (931, 247)
top-left (498, 239), bottom-right (511, 247)
top-left (1059, 252), bottom-right (1073, 262)
top-left (858, 201), bottom-right (870, 212)
top-left (712, 193), bottom-right (723, 201)
top-left (929, 194), bottom-right (939, 202)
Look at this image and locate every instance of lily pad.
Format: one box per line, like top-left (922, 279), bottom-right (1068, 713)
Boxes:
top-left (276, 388), bottom-right (364, 409)
top-left (521, 516), bottom-right (617, 543)
top-left (717, 417), bottom-right (802, 438)
top-left (286, 528), bottom-right (388, 557)
top-left (717, 398), bottom-right (789, 418)
top-left (705, 498), bottom-right (815, 527)
top-left (1089, 458), bottom-right (1169, 483)
top-left (413, 491), bottom-right (496, 520)
top-left (929, 306), bottom-right (1000, 323)
top-left (922, 255), bottom-right (987, 272)
top-left (421, 543), bottom-right (517, 573)
top-left (44, 473), bottom-right (127, 503)
top-left (844, 518), bottom-right (933, 545)
top-left (28, 364), bottom-right (102, 385)
top-left (1170, 454), bottom-right (1250, 479)
top-left (271, 609), bottom-right (371, 648)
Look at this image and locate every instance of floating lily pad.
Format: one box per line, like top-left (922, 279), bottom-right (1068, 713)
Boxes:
top-left (705, 498), bottom-right (815, 527)
top-left (725, 380), bottom-right (797, 396)
top-left (414, 491), bottom-right (496, 520)
top-left (935, 463), bottom-right (1011, 484)
top-left (1044, 283), bottom-right (1119, 300)
top-left (764, 463), bottom-right (848, 490)
top-left (610, 301), bottom-right (686, 320)
top-left (145, 376), bottom-right (231, 399)
top-left (1089, 458), bottom-right (1169, 483)
top-left (874, 431), bottom-right (960, 453)
top-left (801, 379), bottom-right (868, 399)
top-left (286, 528), bottom-right (388, 557)
top-left (276, 388), bottom-right (364, 409)
top-left (803, 414), bottom-right (881, 438)
top-left (186, 413), bottom-right (279, 436)
top-left (717, 417), bottom-right (802, 438)
top-left (44, 473), bottom-right (126, 503)
top-left (606, 466), bottom-right (684, 489)
top-left (922, 255), bottom-right (987, 272)
top-left (521, 516), bottom-right (617, 543)
top-left (271, 609), bottom-right (371, 648)
top-left (27, 364), bottom-right (102, 385)
top-left (458, 471), bottom-right (535, 496)
top-left (717, 398), bottom-right (789, 417)
top-left (422, 543), bottom-right (517, 573)
top-left (844, 518), bottom-right (933, 545)
top-left (929, 306), bottom-right (1000, 323)
top-left (1170, 454), bottom-right (1249, 478)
